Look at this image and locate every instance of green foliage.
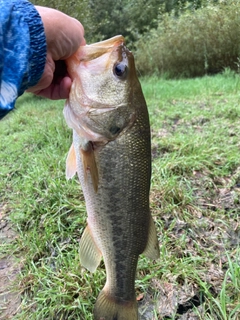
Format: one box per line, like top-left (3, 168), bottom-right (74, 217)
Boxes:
top-left (30, 0), bottom-right (88, 21)
top-left (86, 0), bottom-right (161, 43)
top-left (30, 0), bottom-right (161, 43)
top-left (135, 0), bottom-right (240, 77)
top-left (30, 0), bottom-right (217, 44)
top-left (31, 0), bottom-right (240, 77)
top-left (30, 0), bottom-right (92, 40)
top-left (163, 0), bottom-right (219, 14)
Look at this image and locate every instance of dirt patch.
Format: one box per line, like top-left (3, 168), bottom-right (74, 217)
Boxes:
top-left (0, 206), bottom-right (21, 319)
top-left (192, 166), bottom-right (240, 214)
top-left (147, 165), bottom-right (239, 318)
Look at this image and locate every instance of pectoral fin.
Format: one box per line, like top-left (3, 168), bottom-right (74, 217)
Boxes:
top-left (66, 143), bottom-right (77, 180)
top-left (79, 225), bottom-right (102, 273)
top-left (81, 142), bottom-right (99, 193)
top-left (143, 216), bottom-right (160, 260)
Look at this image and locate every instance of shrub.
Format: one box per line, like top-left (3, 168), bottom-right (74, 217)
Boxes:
top-left (134, 0), bottom-right (240, 77)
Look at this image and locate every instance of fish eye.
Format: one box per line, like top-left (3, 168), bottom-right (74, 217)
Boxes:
top-left (113, 62), bottom-right (128, 79)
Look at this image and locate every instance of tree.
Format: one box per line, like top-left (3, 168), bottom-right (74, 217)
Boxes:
top-left (30, 0), bottom-right (91, 38)
top-left (30, 0), bottom-right (220, 43)
top-left (87, 0), bottom-right (161, 43)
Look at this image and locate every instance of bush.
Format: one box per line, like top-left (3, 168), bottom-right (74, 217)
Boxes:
top-left (134, 1), bottom-right (240, 77)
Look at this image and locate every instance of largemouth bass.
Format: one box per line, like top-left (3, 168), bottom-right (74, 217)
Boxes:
top-left (63, 35), bottom-right (160, 320)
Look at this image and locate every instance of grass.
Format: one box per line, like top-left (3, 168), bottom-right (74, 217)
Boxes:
top-left (0, 72), bottom-right (239, 319)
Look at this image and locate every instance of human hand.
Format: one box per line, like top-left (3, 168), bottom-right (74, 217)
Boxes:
top-left (27, 6), bottom-right (86, 100)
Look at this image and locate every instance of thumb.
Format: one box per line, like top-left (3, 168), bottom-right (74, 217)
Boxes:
top-left (35, 6), bottom-right (86, 60)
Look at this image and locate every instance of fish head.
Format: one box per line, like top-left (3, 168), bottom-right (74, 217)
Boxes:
top-left (64, 35), bottom-right (142, 144)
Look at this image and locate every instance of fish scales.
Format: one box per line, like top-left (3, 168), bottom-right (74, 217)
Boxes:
top-left (75, 101), bottom-right (151, 299)
top-left (64, 35), bottom-right (160, 320)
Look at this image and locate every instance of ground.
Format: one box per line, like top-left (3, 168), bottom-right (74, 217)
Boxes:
top-left (1, 76), bottom-right (239, 319)
top-left (1, 170), bottom-right (239, 319)
top-left (0, 204), bottom-right (21, 319)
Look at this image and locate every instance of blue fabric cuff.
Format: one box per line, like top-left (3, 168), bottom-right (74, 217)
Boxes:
top-left (19, 1), bottom-right (47, 89)
top-left (0, 0), bottom-right (47, 119)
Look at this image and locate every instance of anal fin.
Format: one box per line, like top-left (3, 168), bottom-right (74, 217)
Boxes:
top-left (143, 215), bottom-right (160, 260)
top-left (79, 225), bottom-right (102, 273)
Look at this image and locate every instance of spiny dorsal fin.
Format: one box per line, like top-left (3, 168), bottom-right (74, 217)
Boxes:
top-left (143, 215), bottom-right (160, 260)
top-left (80, 142), bottom-right (99, 193)
top-left (79, 225), bottom-right (102, 273)
top-left (66, 143), bottom-right (77, 180)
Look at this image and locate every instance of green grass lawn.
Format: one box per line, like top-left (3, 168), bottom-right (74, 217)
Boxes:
top-left (0, 72), bottom-right (239, 319)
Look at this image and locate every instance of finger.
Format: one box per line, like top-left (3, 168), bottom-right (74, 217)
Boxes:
top-left (33, 76), bottom-right (72, 100)
top-left (35, 6), bottom-right (86, 60)
top-left (27, 54), bottom-right (54, 93)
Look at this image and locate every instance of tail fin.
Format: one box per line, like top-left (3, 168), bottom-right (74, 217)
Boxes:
top-left (93, 289), bottom-right (138, 320)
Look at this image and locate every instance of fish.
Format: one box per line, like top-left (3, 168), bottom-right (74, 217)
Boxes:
top-left (63, 35), bottom-right (160, 320)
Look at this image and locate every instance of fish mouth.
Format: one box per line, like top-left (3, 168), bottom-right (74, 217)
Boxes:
top-left (73, 35), bottom-right (127, 62)
top-left (89, 35), bottom-right (125, 48)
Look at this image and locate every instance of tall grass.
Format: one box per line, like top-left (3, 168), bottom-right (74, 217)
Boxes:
top-left (135, 0), bottom-right (240, 77)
